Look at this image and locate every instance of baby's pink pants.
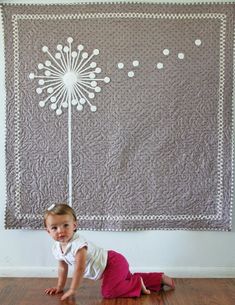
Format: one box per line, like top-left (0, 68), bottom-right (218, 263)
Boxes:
top-left (101, 250), bottom-right (163, 298)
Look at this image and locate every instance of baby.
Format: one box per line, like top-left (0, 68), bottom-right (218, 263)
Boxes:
top-left (44, 203), bottom-right (175, 300)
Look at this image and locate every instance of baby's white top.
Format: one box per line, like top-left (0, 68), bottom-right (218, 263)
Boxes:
top-left (52, 232), bottom-right (108, 280)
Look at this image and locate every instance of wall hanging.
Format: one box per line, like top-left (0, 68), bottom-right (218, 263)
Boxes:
top-left (2, 2), bottom-right (234, 231)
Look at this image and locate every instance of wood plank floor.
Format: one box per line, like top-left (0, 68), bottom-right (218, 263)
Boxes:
top-left (0, 278), bottom-right (235, 305)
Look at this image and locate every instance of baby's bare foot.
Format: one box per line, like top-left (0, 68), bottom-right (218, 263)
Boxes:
top-left (162, 274), bottom-right (175, 289)
top-left (140, 277), bottom-right (151, 295)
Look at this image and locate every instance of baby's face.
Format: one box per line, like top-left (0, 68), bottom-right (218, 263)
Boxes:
top-left (46, 214), bottom-right (77, 243)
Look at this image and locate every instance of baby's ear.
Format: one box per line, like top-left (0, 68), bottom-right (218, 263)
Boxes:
top-left (73, 221), bottom-right (78, 231)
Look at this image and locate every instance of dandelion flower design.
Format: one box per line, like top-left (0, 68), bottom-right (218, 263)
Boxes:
top-left (28, 37), bottom-right (111, 206)
top-left (29, 37), bottom-right (111, 115)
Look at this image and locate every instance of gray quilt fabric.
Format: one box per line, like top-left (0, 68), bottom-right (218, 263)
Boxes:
top-left (2, 2), bottom-right (234, 231)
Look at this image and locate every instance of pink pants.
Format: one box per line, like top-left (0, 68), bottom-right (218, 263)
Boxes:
top-left (101, 250), bottom-right (163, 298)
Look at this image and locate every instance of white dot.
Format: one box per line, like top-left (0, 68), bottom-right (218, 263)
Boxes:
top-left (104, 77), bottom-right (110, 83)
top-left (39, 101), bottom-right (45, 107)
top-left (38, 63), bottom-right (44, 70)
top-left (67, 37), bottom-right (73, 43)
top-left (89, 92), bottom-right (95, 98)
top-left (195, 39), bottom-right (202, 46)
top-left (95, 67), bottom-right (101, 73)
top-left (89, 73), bottom-right (96, 79)
top-left (71, 51), bottom-right (77, 58)
top-left (63, 46), bottom-right (69, 53)
top-left (36, 88), bottom-right (42, 94)
top-left (90, 105), bottom-right (97, 112)
top-left (93, 49), bottom-right (99, 55)
top-left (91, 81), bottom-right (97, 87)
top-left (38, 79), bottom-right (44, 85)
top-left (57, 44), bottom-right (63, 51)
top-left (90, 62), bottom-right (97, 68)
top-left (77, 45), bottom-right (84, 51)
top-left (156, 63), bottom-right (163, 69)
top-left (133, 60), bottom-right (139, 67)
top-left (45, 60), bottom-right (51, 67)
top-left (55, 53), bottom-right (61, 59)
top-left (128, 71), bottom-right (134, 77)
top-left (42, 46), bottom-right (48, 52)
top-left (51, 103), bottom-right (57, 110)
top-left (77, 104), bottom-right (83, 111)
top-left (47, 87), bottom-right (53, 94)
top-left (56, 109), bottom-right (62, 115)
top-left (71, 99), bottom-right (78, 105)
top-left (50, 96), bottom-right (56, 102)
top-left (95, 86), bottom-right (101, 92)
top-left (29, 73), bottom-right (35, 79)
top-left (82, 52), bottom-right (88, 59)
top-left (45, 70), bottom-right (51, 76)
top-left (80, 98), bottom-right (86, 104)
top-left (62, 102), bottom-right (68, 108)
top-left (178, 53), bottom-right (184, 59)
top-left (163, 49), bottom-right (170, 56)
top-left (117, 63), bottom-right (124, 69)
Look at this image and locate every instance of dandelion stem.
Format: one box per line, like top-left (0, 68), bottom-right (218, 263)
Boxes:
top-left (68, 90), bottom-right (73, 207)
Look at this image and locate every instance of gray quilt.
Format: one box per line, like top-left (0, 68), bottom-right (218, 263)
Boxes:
top-left (2, 2), bottom-right (234, 231)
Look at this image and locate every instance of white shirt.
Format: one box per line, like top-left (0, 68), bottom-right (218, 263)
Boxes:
top-left (52, 232), bottom-right (108, 280)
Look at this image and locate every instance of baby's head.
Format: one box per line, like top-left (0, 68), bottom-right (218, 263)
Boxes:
top-left (44, 203), bottom-right (77, 231)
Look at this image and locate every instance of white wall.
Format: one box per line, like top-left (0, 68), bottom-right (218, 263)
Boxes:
top-left (0, 0), bottom-right (235, 278)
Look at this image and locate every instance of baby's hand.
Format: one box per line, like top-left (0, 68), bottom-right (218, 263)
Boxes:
top-left (61, 288), bottom-right (76, 301)
top-left (45, 287), bottom-right (63, 295)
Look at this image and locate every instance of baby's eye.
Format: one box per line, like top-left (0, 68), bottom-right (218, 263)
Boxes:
top-left (64, 224), bottom-right (69, 227)
top-left (51, 227), bottom-right (57, 230)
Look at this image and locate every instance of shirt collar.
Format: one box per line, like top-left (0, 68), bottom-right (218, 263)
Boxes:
top-left (57, 232), bottom-right (79, 255)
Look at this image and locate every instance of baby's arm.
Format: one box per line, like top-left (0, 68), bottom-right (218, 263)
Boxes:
top-left (61, 247), bottom-right (87, 301)
top-left (45, 260), bottom-right (68, 295)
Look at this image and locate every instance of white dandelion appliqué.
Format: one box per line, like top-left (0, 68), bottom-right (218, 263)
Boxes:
top-left (29, 37), bottom-right (111, 115)
top-left (29, 37), bottom-right (111, 207)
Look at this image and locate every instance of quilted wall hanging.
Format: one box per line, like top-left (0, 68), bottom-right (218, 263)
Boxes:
top-left (2, 2), bottom-right (234, 231)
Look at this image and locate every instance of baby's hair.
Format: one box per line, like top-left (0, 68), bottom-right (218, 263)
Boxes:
top-left (44, 203), bottom-right (77, 227)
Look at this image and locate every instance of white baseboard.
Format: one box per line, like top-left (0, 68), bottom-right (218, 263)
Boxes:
top-left (0, 267), bottom-right (61, 277)
top-left (131, 266), bottom-right (235, 278)
top-left (0, 266), bottom-right (235, 278)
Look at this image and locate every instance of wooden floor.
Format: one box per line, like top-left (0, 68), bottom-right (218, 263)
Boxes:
top-left (0, 278), bottom-right (235, 305)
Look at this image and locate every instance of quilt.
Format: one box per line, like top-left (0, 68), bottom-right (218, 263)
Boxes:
top-left (2, 2), bottom-right (234, 230)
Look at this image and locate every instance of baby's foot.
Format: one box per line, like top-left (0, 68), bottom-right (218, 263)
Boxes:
top-left (140, 277), bottom-right (151, 295)
top-left (161, 274), bottom-right (175, 289)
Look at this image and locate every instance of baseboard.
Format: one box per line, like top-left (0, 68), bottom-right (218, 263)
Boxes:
top-left (131, 266), bottom-right (235, 278)
top-left (0, 267), bottom-right (73, 277)
top-left (0, 266), bottom-right (235, 278)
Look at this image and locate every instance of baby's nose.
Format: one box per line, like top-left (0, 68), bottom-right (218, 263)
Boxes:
top-left (58, 227), bottom-right (64, 233)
